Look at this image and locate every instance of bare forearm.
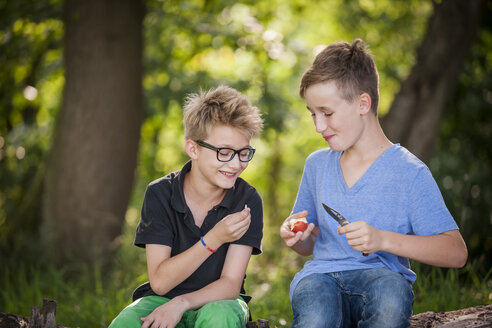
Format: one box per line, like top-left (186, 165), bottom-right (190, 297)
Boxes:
top-left (380, 230), bottom-right (467, 268)
top-left (150, 241), bottom-right (215, 295)
top-left (174, 276), bottom-right (241, 311)
top-left (173, 244), bottom-right (252, 311)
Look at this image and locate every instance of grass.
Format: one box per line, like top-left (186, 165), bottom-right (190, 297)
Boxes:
top-left (1, 263), bottom-right (134, 327)
top-left (411, 261), bottom-right (492, 314)
top-left (1, 241), bottom-right (490, 327)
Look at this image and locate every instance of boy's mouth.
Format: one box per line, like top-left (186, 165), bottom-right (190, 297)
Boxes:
top-left (220, 170), bottom-right (237, 178)
top-left (323, 134), bottom-right (334, 142)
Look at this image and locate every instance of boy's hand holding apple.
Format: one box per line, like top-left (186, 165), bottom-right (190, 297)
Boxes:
top-left (280, 211), bottom-right (318, 247)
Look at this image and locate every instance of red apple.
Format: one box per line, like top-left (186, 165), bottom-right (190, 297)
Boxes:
top-left (290, 217), bottom-right (308, 233)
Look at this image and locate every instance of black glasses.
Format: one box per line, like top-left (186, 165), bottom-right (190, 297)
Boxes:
top-left (195, 140), bottom-right (256, 162)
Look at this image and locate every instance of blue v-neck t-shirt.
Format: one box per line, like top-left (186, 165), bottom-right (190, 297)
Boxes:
top-left (290, 144), bottom-right (458, 299)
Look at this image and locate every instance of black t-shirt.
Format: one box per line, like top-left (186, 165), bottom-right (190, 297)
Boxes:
top-left (133, 161), bottom-right (263, 301)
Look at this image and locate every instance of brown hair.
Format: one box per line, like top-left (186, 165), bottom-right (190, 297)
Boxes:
top-left (183, 85), bottom-right (263, 140)
top-left (299, 39), bottom-right (379, 114)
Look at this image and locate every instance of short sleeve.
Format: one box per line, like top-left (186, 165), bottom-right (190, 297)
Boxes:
top-left (134, 185), bottom-right (175, 248)
top-left (292, 157), bottom-right (318, 226)
top-left (408, 167), bottom-right (458, 236)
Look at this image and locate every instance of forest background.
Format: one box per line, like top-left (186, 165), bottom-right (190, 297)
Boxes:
top-left (1, 0), bottom-right (491, 327)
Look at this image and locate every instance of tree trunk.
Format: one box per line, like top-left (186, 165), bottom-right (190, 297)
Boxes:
top-left (381, 0), bottom-right (484, 163)
top-left (42, 0), bottom-right (144, 270)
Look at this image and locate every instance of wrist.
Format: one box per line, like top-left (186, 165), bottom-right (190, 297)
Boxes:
top-left (203, 231), bottom-right (222, 251)
top-left (173, 295), bottom-right (191, 312)
top-left (379, 230), bottom-right (391, 253)
top-left (200, 236), bottom-right (217, 253)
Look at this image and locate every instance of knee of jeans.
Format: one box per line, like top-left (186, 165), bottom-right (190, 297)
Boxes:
top-left (366, 277), bottom-right (413, 326)
top-left (292, 274), bottom-right (343, 327)
top-left (377, 276), bottom-right (413, 307)
top-left (293, 273), bottom-right (331, 299)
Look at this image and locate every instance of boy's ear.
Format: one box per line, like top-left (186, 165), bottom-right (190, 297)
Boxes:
top-left (359, 93), bottom-right (372, 115)
top-left (185, 139), bottom-right (199, 160)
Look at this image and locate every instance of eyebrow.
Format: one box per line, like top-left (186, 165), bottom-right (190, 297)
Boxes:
top-left (216, 143), bottom-right (251, 149)
top-left (306, 105), bottom-right (332, 111)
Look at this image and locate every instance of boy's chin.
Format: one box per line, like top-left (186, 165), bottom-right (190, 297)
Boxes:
top-left (326, 143), bottom-right (342, 152)
top-left (216, 177), bottom-right (238, 190)
top-left (326, 141), bottom-right (349, 152)
top-left (223, 179), bottom-right (238, 189)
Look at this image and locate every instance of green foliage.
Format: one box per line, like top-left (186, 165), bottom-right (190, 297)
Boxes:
top-left (1, 0), bottom-right (492, 324)
top-left (1, 264), bottom-right (132, 327)
top-left (430, 8), bottom-right (492, 273)
top-left (0, 219), bottom-right (147, 326)
top-left (0, 0), bottom-right (63, 257)
top-left (411, 261), bottom-right (492, 314)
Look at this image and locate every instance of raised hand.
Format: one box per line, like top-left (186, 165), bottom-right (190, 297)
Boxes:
top-left (280, 211), bottom-right (317, 248)
top-left (206, 206), bottom-right (251, 249)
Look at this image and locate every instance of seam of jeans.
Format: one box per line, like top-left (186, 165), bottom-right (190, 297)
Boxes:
top-left (336, 288), bottom-right (344, 328)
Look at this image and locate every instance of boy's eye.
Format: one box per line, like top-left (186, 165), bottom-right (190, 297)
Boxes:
top-left (219, 149), bottom-right (233, 156)
top-left (324, 113), bottom-right (333, 117)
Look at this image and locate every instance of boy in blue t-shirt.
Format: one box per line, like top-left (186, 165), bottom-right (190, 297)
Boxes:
top-left (280, 39), bottom-right (468, 328)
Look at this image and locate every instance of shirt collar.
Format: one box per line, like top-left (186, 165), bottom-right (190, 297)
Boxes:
top-left (171, 160), bottom-right (237, 213)
top-left (170, 161), bottom-right (192, 213)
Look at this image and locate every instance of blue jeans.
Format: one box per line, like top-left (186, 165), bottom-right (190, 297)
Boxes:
top-left (291, 268), bottom-right (414, 328)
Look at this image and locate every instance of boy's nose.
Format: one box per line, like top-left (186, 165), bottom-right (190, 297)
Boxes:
top-left (314, 116), bottom-right (327, 133)
top-left (228, 153), bottom-right (242, 168)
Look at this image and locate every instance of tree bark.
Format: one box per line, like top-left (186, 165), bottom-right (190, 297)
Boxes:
top-left (381, 0), bottom-right (484, 163)
top-left (42, 0), bottom-right (144, 269)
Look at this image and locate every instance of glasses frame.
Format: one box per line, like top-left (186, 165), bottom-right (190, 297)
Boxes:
top-left (195, 140), bottom-right (256, 162)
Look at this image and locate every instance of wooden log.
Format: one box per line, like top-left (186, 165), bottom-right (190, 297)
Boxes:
top-left (0, 299), bottom-right (68, 328)
top-left (2, 300), bottom-right (490, 328)
top-left (41, 299), bottom-right (56, 328)
top-left (409, 304), bottom-right (492, 328)
top-left (0, 313), bottom-right (30, 328)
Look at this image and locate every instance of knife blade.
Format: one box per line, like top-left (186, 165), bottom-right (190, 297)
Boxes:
top-left (322, 203), bottom-right (350, 226)
top-left (322, 202), bottom-right (368, 256)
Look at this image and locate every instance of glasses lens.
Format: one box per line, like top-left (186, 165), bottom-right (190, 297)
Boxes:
top-left (217, 148), bottom-right (234, 161)
top-left (238, 149), bottom-right (253, 162)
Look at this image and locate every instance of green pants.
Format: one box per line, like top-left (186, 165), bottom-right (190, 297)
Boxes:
top-left (109, 295), bottom-right (249, 328)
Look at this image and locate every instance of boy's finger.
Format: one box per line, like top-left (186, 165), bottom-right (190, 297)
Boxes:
top-left (236, 207), bottom-right (250, 220)
top-left (338, 223), bottom-right (355, 235)
top-left (291, 210), bottom-right (308, 220)
top-left (286, 233), bottom-right (301, 247)
top-left (299, 225), bottom-right (315, 241)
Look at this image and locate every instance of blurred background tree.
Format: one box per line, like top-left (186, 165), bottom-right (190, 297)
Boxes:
top-left (42, 0), bottom-right (145, 271)
top-left (1, 0), bottom-right (491, 325)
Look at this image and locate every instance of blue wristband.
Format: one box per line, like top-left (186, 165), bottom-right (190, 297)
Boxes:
top-left (200, 236), bottom-right (217, 253)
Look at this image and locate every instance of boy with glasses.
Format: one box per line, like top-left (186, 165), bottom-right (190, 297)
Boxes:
top-left (279, 39), bottom-right (468, 327)
top-left (110, 85), bottom-right (263, 328)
